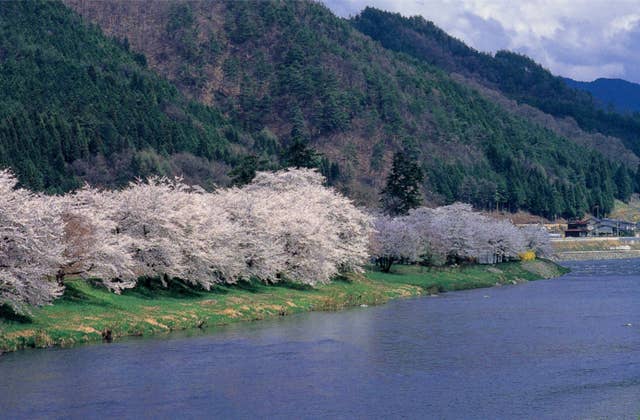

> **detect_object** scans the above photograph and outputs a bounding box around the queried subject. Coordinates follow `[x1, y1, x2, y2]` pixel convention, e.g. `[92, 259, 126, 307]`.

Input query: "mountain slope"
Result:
[0, 0, 628, 218]
[451, 74, 638, 168]
[564, 77, 640, 114]
[0, 0, 244, 192]
[351, 7, 640, 157]
[60, 0, 629, 218]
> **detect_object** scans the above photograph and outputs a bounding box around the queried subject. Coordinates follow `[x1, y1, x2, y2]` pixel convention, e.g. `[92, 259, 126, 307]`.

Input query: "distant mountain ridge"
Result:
[563, 77, 640, 114]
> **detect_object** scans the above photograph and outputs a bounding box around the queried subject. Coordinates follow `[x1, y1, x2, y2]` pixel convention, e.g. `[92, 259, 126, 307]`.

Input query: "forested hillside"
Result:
[0, 1, 245, 192]
[1, 0, 635, 218]
[351, 7, 640, 157]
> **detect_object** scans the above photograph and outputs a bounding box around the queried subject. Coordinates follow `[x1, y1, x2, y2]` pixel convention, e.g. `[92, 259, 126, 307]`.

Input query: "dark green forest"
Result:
[0, 1, 237, 192]
[1, 0, 638, 219]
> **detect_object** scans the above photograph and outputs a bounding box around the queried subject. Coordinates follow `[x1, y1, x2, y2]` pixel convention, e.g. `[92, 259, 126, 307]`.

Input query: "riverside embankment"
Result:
[552, 237, 640, 261]
[0, 260, 565, 354]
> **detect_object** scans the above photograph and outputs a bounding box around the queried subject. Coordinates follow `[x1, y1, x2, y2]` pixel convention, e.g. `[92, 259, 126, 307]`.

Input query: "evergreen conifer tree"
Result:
[380, 151, 424, 215]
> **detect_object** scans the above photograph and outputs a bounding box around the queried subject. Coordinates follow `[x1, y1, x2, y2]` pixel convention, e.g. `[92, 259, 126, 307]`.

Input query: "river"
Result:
[1, 259, 639, 419]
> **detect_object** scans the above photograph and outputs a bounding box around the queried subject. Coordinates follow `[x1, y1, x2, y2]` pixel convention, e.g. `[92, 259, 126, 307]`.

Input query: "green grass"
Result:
[610, 195, 640, 223]
[366, 260, 567, 292]
[0, 260, 567, 353]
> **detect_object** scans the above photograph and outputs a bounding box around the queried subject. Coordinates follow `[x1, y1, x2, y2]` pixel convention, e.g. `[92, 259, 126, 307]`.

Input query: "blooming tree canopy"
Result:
[369, 215, 423, 272]
[1, 166, 551, 314]
[0, 168, 372, 312]
[0, 170, 65, 312]
[371, 203, 549, 270]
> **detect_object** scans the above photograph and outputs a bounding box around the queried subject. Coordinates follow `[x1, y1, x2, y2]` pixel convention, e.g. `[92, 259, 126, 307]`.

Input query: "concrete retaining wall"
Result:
[553, 250, 640, 261]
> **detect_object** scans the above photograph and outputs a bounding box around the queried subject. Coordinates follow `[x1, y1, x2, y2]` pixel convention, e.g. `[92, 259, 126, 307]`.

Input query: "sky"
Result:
[323, 0, 640, 83]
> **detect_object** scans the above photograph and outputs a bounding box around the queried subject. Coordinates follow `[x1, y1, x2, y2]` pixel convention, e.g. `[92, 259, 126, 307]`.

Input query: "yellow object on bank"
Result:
[519, 250, 536, 261]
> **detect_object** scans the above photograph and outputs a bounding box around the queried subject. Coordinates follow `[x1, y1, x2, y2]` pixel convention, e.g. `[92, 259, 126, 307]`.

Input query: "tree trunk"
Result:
[379, 257, 394, 273]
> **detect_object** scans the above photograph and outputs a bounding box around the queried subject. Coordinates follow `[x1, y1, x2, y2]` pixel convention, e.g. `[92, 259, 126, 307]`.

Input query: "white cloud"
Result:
[324, 0, 640, 82]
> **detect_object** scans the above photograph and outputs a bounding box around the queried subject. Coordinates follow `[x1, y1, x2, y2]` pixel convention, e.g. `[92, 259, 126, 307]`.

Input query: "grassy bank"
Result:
[0, 260, 567, 354]
[610, 195, 640, 223]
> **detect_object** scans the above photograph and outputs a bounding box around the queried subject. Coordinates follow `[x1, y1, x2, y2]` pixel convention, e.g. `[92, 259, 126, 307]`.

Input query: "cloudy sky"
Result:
[324, 0, 640, 83]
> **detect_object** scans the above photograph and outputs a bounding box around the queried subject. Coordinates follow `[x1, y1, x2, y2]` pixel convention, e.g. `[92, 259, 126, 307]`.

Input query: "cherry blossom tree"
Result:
[424, 203, 480, 263]
[87, 169, 370, 288]
[520, 224, 553, 257]
[474, 217, 525, 263]
[228, 169, 371, 285]
[1, 167, 373, 311]
[1, 161, 556, 315]
[106, 177, 197, 284]
[258, 169, 371, 279]
[369, 215, 422, 272]
[395, 203, 531, 266]
[0, 170, 65, 313]
[57, 185, 136, 292]
[176, 191, 247, 287]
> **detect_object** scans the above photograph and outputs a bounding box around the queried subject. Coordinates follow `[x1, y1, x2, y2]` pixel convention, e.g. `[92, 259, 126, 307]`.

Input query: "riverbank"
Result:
[551, 237, 640, 261]
[0, 260, 567, 354]
[553, 250, 640, 261]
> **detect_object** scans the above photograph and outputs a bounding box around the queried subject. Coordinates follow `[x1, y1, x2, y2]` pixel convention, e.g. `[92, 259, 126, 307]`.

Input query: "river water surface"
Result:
[1, 259, 639, 419]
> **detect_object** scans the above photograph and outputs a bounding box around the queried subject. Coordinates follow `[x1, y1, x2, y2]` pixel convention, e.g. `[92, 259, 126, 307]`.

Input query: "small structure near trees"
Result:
[565, 217, 637, 237]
